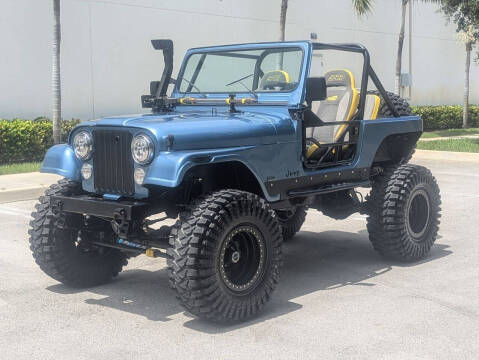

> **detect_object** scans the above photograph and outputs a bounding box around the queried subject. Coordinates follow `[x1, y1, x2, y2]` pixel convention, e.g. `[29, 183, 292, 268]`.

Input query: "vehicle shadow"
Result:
[47, 229, 452, 331]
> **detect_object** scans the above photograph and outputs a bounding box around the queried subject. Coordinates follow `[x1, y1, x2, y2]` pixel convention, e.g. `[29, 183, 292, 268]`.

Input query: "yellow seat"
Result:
[306, 69, 359, 159]
[363, 94, 381, 120]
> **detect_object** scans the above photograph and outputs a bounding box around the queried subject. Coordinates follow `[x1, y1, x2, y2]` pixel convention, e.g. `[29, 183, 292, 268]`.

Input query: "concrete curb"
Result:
[0, 172, 60, 204]
[0, 186, 49, 204]
[419, 134, 479, 142]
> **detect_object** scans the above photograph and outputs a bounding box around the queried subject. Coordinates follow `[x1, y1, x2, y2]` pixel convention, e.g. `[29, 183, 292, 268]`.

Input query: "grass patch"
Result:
[417, 138, 479, 153]
[421, 127, 479, 139]
[0, 162, 42, 175]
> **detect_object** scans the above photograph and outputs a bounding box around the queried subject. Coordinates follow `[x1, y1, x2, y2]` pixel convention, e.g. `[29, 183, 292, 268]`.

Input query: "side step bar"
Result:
[287, 180, 370, 197]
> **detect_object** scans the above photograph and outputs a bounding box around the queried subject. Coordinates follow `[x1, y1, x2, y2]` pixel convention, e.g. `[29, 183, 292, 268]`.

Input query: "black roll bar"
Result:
[311, 42, 400, 118]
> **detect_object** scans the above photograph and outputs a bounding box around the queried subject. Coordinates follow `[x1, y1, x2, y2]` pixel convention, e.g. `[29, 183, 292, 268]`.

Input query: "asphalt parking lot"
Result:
[1, 157, 478, 359]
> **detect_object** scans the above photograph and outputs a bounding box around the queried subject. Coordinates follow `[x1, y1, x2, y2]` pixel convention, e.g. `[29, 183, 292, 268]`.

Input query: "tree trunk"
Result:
[277, 0, 288, 69]
[52, 0, 61, 144]
[279, 0, 288, 42]
[395, 0, 407, 95]
[463, 41, 472, 129]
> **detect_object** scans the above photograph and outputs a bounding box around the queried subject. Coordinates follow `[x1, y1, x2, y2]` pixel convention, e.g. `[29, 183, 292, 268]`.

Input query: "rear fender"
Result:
[357, 115, 422, 168]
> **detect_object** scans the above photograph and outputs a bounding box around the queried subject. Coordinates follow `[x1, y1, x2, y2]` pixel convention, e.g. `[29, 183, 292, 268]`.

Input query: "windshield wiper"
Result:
[225, 73, 253, 87]
[225, 73, 258, 100]
[177, 77, 206, 97]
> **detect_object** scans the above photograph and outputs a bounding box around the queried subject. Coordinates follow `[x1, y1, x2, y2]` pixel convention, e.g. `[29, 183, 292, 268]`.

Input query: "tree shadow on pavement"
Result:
[47, 229, 451, 331]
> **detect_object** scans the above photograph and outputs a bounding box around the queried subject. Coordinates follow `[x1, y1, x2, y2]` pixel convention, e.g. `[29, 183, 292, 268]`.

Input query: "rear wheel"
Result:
[167, 189, 283, 322]
[367, 164, 441, 261]
[29, 179, 128, 287]
[275, 206, 307, 241]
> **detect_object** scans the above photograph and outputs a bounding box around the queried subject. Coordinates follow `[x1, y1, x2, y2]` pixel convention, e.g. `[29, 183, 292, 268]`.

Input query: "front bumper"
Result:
[51, 195, 150, 238]
[51, 195, 148, 221]
[50, 195, 169, 257]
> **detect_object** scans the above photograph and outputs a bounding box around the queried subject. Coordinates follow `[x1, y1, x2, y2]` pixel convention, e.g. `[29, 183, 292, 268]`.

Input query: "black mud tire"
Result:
[29, 179, 128, 287]
[369, 90, 412, 118]
[367, 164, 441, 261]
[167, 189, 283, 323]
[368, 90, 416, 163]
[275, 206, 307, 241]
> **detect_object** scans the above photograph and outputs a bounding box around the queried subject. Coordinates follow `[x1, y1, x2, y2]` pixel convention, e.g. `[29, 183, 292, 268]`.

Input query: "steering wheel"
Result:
[261, 81, 289, 90]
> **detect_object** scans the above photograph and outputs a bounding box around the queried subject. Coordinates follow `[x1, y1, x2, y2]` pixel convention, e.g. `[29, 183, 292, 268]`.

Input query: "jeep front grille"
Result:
[92, 130, 135, 195]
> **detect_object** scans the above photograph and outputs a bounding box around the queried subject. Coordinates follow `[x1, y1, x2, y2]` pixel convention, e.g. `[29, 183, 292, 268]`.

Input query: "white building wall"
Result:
[0, 0, 477, 120]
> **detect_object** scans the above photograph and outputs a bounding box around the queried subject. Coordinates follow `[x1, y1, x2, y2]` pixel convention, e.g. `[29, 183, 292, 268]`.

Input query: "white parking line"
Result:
[0, 205, 31, 215]
[435, 172, 479, 178]
[0, 206, 31, 219]
[449, 192, 479, 199]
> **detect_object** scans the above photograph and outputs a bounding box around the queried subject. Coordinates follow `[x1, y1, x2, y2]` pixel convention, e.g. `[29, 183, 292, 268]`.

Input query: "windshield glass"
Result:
[177, 47, 303, 94]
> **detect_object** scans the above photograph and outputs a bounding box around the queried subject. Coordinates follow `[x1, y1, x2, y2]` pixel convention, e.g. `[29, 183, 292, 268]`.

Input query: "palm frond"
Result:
[413, 0, 442, 3]
[352, 0, 374, 16]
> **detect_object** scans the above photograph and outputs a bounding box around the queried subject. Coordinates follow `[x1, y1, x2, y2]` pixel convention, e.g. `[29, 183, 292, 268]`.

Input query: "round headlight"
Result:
[131, 134, 154, 164]
[73, 131, 93, 160]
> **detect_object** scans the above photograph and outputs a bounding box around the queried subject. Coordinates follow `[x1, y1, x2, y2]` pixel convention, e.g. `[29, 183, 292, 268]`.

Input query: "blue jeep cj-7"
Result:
[30, 40, 441, 322]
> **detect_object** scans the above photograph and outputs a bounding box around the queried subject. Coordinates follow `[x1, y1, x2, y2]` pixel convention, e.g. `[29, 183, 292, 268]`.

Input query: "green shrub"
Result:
[0, 118, 80, 164]
[411, 105, 479, 131]
[0, 106, 477, 165]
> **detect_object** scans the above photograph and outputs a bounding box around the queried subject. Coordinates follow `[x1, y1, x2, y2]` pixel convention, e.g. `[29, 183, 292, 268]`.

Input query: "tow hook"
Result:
[111, 208, 129, 238]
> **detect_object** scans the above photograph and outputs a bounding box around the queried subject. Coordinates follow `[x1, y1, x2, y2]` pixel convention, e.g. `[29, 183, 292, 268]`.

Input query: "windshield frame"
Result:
[175, 47, 304, 95]
[172, 42, 311, 104]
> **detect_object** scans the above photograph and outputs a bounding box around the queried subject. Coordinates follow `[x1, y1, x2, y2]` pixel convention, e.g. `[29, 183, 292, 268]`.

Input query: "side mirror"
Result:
[305, 77, 327, 103]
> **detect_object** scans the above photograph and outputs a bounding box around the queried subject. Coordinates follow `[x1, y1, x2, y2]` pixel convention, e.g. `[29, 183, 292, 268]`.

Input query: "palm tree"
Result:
[353, 0, 440, 95]
[52, 0, 61, 144]
[277, 0, 288, 69]
[457, 27, 476, 128]
[279, 0, 288, 42]
[463, 40, 473, 128]
[438, 1, 479, 129]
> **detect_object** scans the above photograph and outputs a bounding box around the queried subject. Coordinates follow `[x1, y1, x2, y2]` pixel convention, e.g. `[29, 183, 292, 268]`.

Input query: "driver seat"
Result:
[306, 69, 359, 159]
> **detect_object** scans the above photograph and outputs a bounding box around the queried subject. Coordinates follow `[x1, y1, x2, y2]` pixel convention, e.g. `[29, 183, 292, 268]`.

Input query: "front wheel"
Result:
[29, 179, 128, 287]
[367, 164, 441, 261]
[167, 189, 283, 322]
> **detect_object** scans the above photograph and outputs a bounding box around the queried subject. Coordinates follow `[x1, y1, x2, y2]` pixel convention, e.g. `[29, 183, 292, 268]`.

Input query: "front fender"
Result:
[144, 146, 259, 188]
[40, 144, 81, 180]
[143, 145, 279, 201]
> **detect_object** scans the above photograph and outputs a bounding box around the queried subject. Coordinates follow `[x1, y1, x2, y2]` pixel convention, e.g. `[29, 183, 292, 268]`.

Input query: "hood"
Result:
[86, 109, 294, 150]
